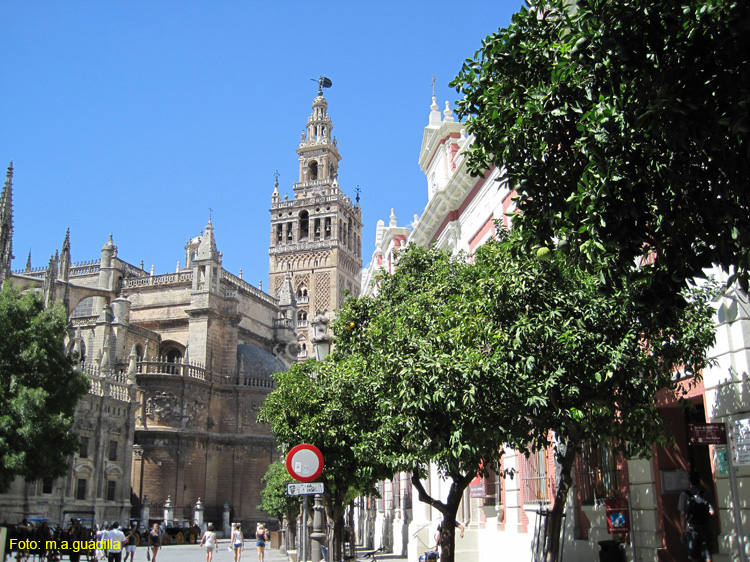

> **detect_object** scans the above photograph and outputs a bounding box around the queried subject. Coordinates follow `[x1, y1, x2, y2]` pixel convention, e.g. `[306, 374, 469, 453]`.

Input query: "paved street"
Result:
[133, 542, 288, 562]
[133, 543, 409, 562]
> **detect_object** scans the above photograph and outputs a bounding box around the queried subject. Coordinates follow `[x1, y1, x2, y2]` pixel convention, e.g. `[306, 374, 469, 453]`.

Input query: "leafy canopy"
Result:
[452, 0, 750, 307]
[337, 237, 716, 562]
[0, 283, 90, 493]
[333, 245, 532, 483]
[470, 232, 718, 458]
[258, 460, 300, 523]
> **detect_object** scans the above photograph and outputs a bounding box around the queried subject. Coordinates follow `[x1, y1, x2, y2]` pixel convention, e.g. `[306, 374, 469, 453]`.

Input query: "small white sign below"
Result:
[729, 417, 750, 466]
[286, 482, 325, 496]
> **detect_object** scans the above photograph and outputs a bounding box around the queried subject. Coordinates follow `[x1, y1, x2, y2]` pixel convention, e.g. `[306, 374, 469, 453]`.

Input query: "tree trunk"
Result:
[411, 471, 474, 562]
[544, 437, 577, 562]
[324, 488, 347, 562]
[346, 499, 356, 559]
[285, 513, 297, 553]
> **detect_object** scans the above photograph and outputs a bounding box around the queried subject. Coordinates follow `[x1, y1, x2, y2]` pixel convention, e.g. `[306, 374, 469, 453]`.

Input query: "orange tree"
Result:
[258, 356, 392, 561]
[332, 245, 533, 562]
[468, 234, 717, 561]
[333, 237, 717, 562]
[452, 0, 750, 315]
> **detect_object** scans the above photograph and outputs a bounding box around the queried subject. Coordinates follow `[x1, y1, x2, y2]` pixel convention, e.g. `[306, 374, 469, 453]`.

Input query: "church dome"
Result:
[236, 344, 285, 380]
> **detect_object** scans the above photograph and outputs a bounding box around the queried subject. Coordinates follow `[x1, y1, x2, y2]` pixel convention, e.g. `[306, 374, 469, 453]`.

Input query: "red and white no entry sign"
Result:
[286, 444, 324, 482]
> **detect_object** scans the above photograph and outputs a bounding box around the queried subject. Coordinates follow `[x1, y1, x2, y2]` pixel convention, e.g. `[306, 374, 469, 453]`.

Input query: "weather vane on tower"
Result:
[312, 75, 333, 96]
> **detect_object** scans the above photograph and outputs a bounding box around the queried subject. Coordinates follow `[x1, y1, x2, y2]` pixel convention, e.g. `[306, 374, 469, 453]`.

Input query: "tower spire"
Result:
[0, 162, 14, 284]
[295, 84, 341, 196]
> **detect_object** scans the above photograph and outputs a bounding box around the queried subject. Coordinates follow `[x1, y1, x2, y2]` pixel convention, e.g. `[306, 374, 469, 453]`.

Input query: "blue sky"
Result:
[2, 1, 522, 289]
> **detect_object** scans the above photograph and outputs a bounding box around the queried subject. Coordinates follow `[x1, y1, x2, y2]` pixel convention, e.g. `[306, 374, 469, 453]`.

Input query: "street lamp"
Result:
[311, 312, 331, 361]
[308, 312, 331, 562]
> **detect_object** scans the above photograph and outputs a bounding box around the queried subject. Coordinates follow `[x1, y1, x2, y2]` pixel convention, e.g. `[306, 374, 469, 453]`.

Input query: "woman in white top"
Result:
[231, 523, 245, 562]
[200, 523, 218, 562]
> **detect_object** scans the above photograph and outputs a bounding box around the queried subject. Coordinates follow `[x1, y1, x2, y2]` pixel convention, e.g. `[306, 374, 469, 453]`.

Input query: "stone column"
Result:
[193, 498, 204, 530]
[223, 502, 231, 538]
[163, 495, 174, 525]
[140, 496, 150, 533]
[281, 514, 288, 554]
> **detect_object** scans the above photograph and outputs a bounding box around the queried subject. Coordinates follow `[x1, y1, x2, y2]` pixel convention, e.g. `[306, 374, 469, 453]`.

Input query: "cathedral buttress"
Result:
[0, 162, 14, 285]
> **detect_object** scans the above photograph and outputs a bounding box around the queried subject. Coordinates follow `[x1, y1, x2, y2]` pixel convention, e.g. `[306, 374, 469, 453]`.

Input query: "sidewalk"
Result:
[140, 541, 408, 562]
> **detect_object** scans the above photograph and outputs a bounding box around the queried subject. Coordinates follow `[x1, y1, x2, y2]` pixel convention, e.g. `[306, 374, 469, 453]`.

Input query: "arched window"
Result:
[299, 211, 309, 241]
[297, 283, 309, 304]
[297, 310, 308, 326]
[72, 296, 97, 317]
[160, 342, 185, 374]
[309, 161, 318, 181]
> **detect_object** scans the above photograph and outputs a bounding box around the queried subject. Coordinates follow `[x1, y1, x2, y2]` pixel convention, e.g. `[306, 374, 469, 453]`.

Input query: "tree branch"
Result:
[411, 472, 447, 513]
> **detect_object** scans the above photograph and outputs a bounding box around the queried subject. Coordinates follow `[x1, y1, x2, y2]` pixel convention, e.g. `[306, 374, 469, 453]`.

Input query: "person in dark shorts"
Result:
[255, 524, 269, 562]
[148, 523, 162, 562]
[678, 471, 715, 562]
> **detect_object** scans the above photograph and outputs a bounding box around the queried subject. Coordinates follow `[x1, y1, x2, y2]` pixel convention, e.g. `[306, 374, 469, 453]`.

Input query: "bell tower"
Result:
[269, 78, 362, 359]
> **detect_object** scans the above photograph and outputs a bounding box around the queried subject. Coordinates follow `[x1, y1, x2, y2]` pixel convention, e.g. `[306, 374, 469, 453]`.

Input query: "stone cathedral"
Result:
[0, 146, 306, 527]
[269, 83, 363, 356]
[0, 85, 360, 531]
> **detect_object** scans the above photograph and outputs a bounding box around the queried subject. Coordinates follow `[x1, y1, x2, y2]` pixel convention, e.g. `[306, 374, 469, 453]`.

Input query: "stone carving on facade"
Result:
[275, 276, 285, 297]
[314, 271, 331, 311]
[240, 399, 262, 427]
[184, 387, 209, 428]
[146, 390, 180, 425]
[76, 418, 95, 431]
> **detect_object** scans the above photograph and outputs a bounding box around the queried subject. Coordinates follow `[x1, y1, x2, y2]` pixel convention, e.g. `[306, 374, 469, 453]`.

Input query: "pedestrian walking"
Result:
[200, 523, 218, 562]
[679, 470, 715, 562]
[255, 524, 269, 562]
[231, 523, 244, 562]
[108, 522, 126, 562]
[123, 524, 138, 562]
[148, 523, 162, 562]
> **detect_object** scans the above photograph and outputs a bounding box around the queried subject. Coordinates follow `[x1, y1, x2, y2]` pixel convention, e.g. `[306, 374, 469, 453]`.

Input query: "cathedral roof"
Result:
[236, 344, 285, 379]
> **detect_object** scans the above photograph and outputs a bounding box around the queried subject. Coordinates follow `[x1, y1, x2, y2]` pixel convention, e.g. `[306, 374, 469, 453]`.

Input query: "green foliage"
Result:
[258, 356, 392, 560]
[471, 232, 718, 458]
[259, 358, 390, 501]
[333, 245, 531, 482]
[332, 239, 716, 562]
[452, 0, 750, 306]
[0, 283, 90, 493]
[258, 460, 300, 522]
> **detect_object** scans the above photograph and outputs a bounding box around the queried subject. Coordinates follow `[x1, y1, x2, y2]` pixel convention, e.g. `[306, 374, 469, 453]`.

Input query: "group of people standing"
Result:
[93, 521, 162, 562]
[91, 521, 129, 562]
[199, 522, 269, 562]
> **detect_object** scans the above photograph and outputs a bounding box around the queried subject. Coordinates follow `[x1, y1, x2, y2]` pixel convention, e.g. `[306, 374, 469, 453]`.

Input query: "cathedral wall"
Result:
[125, 285, 192, 322]
[203, 315, 236, 375]
[236, 296, 276, 345]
